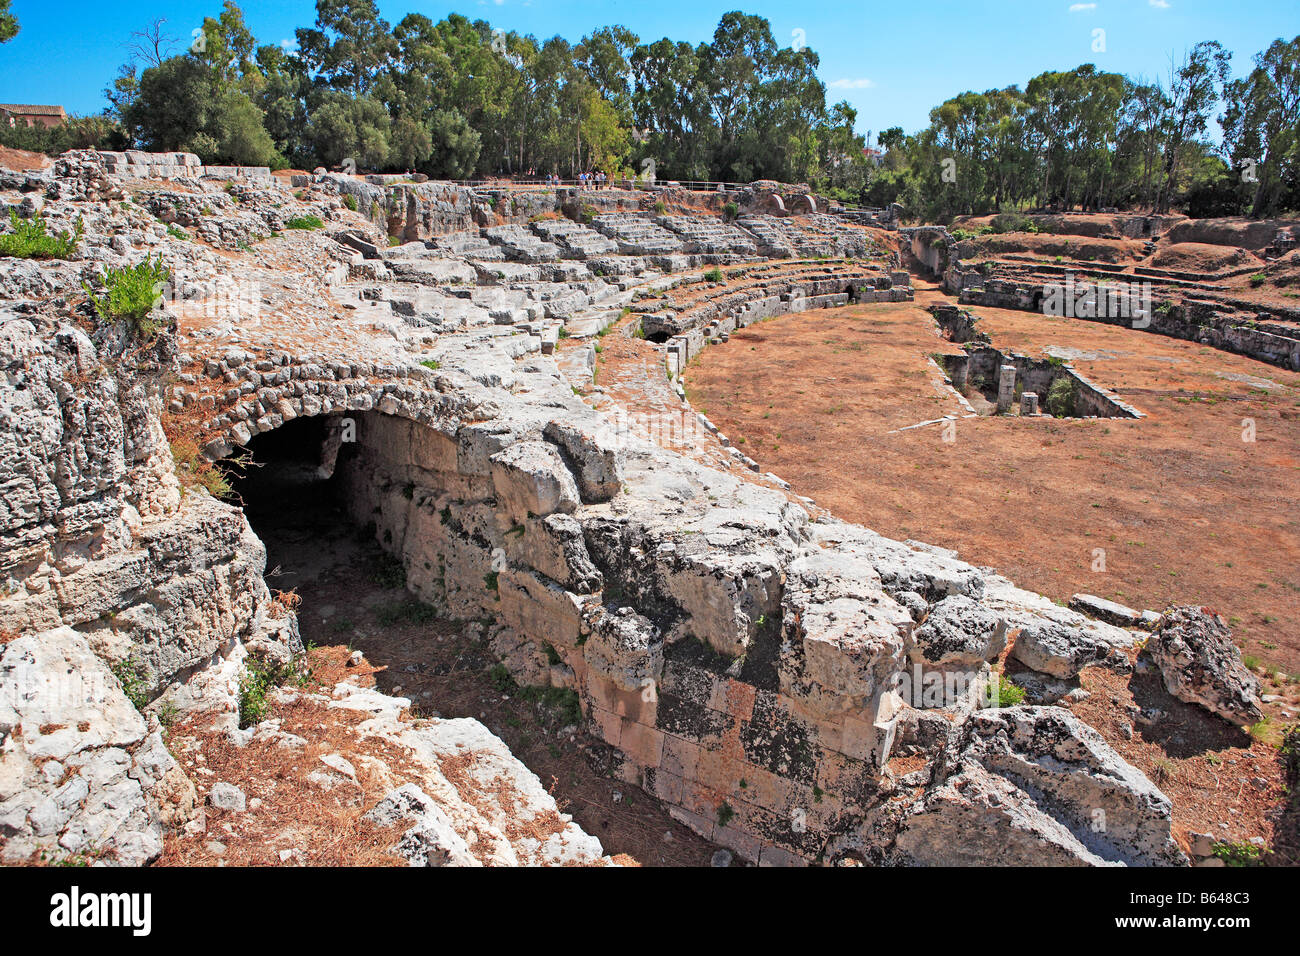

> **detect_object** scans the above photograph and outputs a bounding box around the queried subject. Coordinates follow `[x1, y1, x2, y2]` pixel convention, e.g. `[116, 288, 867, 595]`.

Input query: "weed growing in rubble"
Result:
[83, 256, 171, 338]
[170, 437, 233, 498]
[716, 802, 735, 826]
[285, 214, 324, 230]
[1250, 272, 1268, 287]
[110, 658, 149, 711]
[522, 686, 583, 725]
[343, 194, 358, 211]
[490, 663, 515, 692]
[420, 359, 441, 370]
[375, 599, 438, 627]
[1212, 840, 1265, 866]
[1248, 715, 1286, 747]
[166, 224, 190, 241]
[704, 266, 723, 282]
[368, 553, 407, 590]
[0, 210, 84, 259]
[238, 661, 275, 727]
[986, 677, 1026, 708]
[1045, 376, 1077, 418]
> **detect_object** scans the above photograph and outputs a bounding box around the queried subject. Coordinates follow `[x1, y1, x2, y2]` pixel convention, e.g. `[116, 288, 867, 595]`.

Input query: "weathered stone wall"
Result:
[960, 280, 1300, 372]
[939, 346, 1142, 419]
[899, 226, 953, 277]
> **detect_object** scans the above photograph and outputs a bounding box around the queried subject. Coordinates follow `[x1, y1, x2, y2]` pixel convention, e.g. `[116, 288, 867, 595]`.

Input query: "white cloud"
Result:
[828, 78, 875, 90]
[1068, 3, 1097, 11]
[1149, 0, 1171, 8]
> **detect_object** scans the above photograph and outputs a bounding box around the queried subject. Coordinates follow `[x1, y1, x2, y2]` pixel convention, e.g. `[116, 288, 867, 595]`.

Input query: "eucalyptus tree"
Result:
[1222, 36, 1300, 216]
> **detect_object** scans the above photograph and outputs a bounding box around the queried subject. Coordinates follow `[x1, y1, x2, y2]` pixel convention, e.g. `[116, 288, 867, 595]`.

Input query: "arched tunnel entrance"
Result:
[222, 412, 719, 865]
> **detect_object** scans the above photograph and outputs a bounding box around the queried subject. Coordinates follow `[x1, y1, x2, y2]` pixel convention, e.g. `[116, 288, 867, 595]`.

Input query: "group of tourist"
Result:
[542, 171, 610, 189]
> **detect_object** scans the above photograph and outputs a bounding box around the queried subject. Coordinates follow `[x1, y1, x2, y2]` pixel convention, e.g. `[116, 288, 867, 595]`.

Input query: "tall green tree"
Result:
[1222, 36, 1300, 216]
[0, 0, 18, 44]
[1154, 41, 1231, 213]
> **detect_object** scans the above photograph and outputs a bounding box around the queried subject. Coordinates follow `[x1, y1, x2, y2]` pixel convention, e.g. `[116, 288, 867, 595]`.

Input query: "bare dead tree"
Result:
[127, 17, 178, 68]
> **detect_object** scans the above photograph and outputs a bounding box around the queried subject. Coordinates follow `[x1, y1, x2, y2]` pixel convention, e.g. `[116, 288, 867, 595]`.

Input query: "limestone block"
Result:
[507, 513, 602, 593]
[543, 420, 624, 502]
[908, 595, 1007, 673]
[583, 606, 663, 692]
[489, 441, 580, 524]
[497, 567, 588, 649]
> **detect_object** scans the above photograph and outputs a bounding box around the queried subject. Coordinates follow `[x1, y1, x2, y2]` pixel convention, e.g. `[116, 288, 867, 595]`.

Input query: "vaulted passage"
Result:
[224, 412, 720, 865]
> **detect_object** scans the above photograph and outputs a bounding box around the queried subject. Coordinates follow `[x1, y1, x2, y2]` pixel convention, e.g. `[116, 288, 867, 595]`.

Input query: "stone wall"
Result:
[960, 280, 1300, 372]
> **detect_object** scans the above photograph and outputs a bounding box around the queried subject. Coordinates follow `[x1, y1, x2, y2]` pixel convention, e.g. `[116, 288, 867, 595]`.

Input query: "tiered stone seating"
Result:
[737, 215, 875, 258]
[530, 219, 619, 258]
[431, 233, 505, 261]
[590, 213, 684, 255]
[484, 224, 561, 262]
[656, 215, 758, 256]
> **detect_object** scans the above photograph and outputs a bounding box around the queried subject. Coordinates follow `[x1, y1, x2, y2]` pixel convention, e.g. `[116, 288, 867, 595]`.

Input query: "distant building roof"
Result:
[0, 104, 67, 116]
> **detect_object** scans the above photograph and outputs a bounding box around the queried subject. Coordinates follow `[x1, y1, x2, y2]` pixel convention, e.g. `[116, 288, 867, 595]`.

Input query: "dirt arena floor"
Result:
[686, 280, 1300, 684]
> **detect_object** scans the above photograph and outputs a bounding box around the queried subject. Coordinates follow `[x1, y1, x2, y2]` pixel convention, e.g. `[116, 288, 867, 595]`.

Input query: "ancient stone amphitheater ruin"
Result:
[1, 149, 1293, 867]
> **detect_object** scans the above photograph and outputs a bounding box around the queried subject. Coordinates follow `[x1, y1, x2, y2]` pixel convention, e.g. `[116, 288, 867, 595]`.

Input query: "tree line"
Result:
[94, 1, 873, 193]
[865, 38, 1299, 220]
[0, 1, 1295, 218]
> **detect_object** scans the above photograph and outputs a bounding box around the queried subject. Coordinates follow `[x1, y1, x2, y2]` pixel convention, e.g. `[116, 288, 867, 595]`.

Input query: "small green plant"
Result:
[489, 663, 516, 692]
[484, 570, 500, 593]
[375, 600, 439, 627]
[723, 201, 739, 220]
[166, 224, 190, 241]
[238, 660, 275, 728]
[1151, 757, 1176, 784]
[156, 699, 179, 730]
[1212, 840, 1265, 866]
[1249, 272, 1267, 288]
[0, 210, 84, 259]
[368, 553, 407, 590]
[653, 200, 666, 214]
[1247, 715, 1286, 747]
[110, 658, 149, 711]
[285, 214, 325, 230]
[82, 256, 172, 339]
[519, 685, 583, 725]
[542, 642, 562, 665]
[343, 194, 358, 211]
[1045, 376, 1077, 418]
[703, 266, 723, 282]
[716, 802, 735, 826]
[986, 676, 1026, 708]
[169, 437, 233, 498]
[420, 359, 441, 371]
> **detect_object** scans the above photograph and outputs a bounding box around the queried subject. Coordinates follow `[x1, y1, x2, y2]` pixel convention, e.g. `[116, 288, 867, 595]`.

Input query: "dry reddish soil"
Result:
[686, 280, 1300, 690]
[961, 232, 1149, 264]
[1149, 242, 1262, 272]
[0, 146, 52, 172]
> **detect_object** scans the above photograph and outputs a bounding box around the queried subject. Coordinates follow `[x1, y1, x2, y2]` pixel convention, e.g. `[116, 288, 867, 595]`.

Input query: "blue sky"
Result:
[1, 0, 1295, 141]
